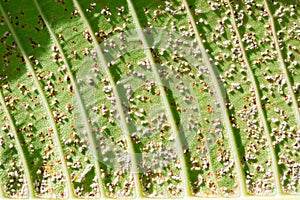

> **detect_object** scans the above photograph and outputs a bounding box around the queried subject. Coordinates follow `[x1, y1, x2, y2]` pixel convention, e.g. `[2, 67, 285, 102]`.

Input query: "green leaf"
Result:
[0, 0, 299, 199]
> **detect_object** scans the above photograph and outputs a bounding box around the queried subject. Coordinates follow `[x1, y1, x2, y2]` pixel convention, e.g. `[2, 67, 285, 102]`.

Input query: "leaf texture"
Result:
[0, 0, 299, 199]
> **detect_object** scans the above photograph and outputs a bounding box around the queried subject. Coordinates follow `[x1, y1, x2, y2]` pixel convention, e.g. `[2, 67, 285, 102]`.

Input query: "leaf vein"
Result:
[263, 0, 300, 126]
[0, 91, 34, 198]
[71, 0, 143, 197]
[227, 1, 283, 195]
[181, 0, 247, 197]
[126, 0, 192, 197]
[32, 0, 105, 197]
[0, 3, 74, 198]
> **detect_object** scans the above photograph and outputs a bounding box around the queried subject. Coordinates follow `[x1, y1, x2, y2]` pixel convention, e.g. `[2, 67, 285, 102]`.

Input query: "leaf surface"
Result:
[0, 0, 299, 199]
